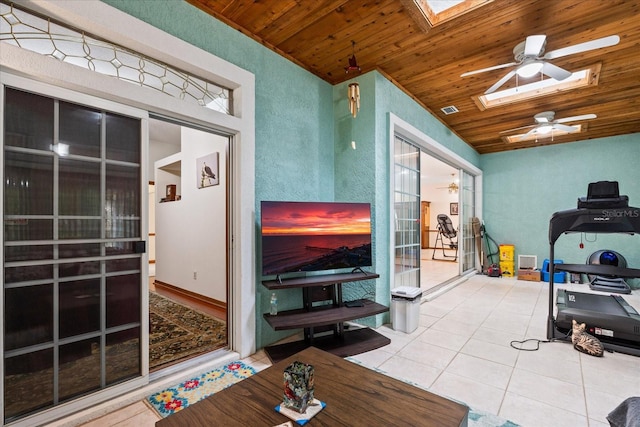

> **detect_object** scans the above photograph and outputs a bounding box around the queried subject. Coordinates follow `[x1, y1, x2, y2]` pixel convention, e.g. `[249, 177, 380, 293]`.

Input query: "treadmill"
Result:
[546, 181, 640, 356]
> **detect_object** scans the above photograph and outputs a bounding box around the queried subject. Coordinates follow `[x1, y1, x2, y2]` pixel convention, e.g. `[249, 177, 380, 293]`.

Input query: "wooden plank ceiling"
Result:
[187, 0, 640, 154]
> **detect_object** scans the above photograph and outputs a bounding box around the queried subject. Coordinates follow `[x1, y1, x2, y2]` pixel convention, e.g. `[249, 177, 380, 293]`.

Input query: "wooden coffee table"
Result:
[156, 346, 468, 426]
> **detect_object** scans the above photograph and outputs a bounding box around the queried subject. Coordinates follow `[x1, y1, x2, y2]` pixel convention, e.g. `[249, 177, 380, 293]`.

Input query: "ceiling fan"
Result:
[437, 174, 459, 193]
[461, 34, 620, 94]
[502, 111, 597, 141]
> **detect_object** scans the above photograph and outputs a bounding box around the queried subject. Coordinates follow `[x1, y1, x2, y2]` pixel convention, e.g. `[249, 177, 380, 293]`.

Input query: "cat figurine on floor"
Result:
[571, 319, 604, 357]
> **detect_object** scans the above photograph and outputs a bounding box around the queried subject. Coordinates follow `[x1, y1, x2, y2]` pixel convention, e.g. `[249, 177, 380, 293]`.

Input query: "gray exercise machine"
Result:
[546, 181, 640, 356]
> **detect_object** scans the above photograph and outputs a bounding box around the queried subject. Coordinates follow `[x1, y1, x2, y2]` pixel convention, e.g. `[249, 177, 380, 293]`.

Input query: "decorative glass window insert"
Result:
[0, 2, 232, 115]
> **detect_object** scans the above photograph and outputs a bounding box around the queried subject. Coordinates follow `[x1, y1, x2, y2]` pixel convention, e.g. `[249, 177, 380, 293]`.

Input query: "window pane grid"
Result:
[394, 135, 420, 288]
[3, 88, 141, 422]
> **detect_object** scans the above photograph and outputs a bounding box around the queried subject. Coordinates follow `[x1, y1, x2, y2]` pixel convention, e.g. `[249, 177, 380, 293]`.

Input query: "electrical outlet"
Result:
[193, 271, 197, 280]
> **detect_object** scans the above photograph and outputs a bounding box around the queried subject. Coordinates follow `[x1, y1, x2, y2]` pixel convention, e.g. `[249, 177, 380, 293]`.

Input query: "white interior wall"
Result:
[149, 139, 180, 175]
[148, 131, 181, 275]
[155, 127, 228, 302]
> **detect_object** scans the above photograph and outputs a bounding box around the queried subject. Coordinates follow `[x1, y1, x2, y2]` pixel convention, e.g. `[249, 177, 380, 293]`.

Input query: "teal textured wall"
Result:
[480, 134, 640, 288]
[333, 72, 481, 326]
[333, 73, 380, 324]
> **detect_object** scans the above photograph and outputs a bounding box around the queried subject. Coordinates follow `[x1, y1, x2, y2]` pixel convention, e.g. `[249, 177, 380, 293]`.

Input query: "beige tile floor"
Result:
[420, 249, 460, 293]
[78, 274, 639, 427]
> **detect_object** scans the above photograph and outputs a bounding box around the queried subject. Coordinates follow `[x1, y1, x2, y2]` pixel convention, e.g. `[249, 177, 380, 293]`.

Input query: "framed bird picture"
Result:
[197, 152, 219, 188]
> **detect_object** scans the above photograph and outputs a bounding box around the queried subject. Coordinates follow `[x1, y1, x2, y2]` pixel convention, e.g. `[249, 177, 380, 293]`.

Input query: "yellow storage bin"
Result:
[499, 244, 515, 261]
[500, 261, 515, 277]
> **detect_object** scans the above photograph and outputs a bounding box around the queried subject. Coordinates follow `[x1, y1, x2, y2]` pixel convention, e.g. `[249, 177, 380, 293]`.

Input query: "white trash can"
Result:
[390, 286, 423, 333]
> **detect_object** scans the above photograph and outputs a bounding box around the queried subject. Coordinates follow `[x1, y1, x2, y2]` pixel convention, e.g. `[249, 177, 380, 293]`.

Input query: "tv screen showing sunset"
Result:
[261, 201, 372, 276]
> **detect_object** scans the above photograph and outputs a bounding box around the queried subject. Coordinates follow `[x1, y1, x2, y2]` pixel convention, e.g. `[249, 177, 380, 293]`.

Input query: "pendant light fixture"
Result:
[345, 41, 361, 118]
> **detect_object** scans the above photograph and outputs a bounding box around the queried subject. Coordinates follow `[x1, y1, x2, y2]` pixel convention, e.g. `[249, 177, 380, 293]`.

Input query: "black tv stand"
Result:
[261, 272, 389, 362]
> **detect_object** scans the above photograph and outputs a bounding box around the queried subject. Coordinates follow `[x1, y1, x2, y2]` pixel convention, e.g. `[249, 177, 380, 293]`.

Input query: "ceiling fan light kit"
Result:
[503, 111, 596, 143]
[516, 61, 543, 78]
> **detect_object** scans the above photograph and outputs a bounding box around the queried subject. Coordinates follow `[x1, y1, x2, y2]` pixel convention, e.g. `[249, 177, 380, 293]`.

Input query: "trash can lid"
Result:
[391, 286, 423, 298]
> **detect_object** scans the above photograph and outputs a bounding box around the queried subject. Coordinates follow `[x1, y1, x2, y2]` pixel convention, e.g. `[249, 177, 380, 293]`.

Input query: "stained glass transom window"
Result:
[0, 2, 232, 115]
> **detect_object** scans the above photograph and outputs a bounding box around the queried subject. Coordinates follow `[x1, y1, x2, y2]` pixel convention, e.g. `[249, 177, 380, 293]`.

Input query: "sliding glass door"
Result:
[3, 87, 144, 423]
[460, 170, 477, 273]
[393, 135, 421, 288]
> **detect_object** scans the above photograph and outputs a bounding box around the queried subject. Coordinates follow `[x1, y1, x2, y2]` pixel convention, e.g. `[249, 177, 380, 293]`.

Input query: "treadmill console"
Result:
[577, 180, 629, 209]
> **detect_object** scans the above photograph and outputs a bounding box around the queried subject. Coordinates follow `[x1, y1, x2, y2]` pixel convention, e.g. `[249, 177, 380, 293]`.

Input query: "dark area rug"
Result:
[150, 292, 227, 369]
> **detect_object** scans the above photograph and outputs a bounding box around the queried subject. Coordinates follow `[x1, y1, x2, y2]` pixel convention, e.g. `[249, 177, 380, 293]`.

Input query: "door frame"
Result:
[389, 113, 482, 292]
[0, 0, 256, 356]
[0, 1, 255, 425]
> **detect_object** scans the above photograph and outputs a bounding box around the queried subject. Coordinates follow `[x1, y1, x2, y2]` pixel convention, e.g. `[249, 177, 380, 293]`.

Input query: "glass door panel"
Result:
[460, 171, 476, 273]
[4, 151, 54, 216]
[59, 158, 102, 216]
[3, 88, 54, 151]
[106, 113, 141, 163]
[393, 135, 420, 288]
[59, 101, 101, 158]
[3, 87, 143, 423]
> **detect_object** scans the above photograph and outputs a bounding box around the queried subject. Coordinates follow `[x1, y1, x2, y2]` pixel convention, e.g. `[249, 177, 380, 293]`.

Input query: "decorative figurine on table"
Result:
[283, 361, 315, 413]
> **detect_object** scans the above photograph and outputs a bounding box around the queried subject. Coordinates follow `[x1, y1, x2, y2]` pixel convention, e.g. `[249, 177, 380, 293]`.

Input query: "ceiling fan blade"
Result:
[555, 114, 597, 124]
[541, 62, 572, 81]
[461, 62, 518, 77]
[553, 123, 579, 132]
[553, 123, 579, 133]
[524, 35, 546, 56]
[543, 35, 620, 60]
[508, 128, 537, 142]
[485, 69, 517, 94]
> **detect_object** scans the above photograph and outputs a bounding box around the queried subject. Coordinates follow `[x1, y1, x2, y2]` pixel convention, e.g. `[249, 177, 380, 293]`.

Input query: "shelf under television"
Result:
[264, 300, 388, 331]
[261, 270, 389, 363]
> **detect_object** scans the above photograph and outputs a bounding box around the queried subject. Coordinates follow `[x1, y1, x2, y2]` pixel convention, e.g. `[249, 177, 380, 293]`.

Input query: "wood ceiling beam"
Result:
[397, 0, 432, 34]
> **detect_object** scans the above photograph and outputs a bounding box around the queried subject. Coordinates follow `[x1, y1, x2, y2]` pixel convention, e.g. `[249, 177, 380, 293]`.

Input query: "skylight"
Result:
[409, 0, 494, 27]
[475, 65, 600, 110]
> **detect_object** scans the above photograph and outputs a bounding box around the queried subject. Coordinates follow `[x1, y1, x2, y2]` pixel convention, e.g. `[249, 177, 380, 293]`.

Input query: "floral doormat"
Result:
[149, 292, 227, 369]
[146, 361, 257, 417]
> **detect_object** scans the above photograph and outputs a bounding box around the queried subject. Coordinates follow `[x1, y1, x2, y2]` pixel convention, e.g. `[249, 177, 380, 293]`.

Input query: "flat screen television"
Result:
[261, 201, 372, 277]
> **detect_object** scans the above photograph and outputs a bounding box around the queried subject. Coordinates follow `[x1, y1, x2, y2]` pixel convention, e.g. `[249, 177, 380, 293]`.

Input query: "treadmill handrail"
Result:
[555, 264, 640, 278]
[548, 206, 640, 244]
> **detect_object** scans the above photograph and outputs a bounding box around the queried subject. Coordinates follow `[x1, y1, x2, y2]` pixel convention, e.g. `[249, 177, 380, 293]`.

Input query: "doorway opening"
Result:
[147, 117, 230, 371]
[420, 154, 459, 294]
[390, 113, 482, 301]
